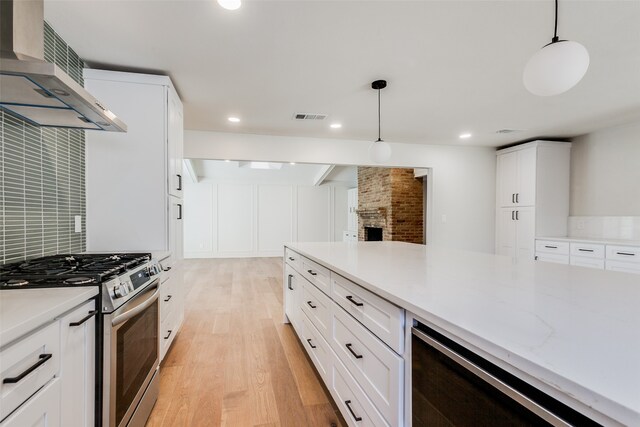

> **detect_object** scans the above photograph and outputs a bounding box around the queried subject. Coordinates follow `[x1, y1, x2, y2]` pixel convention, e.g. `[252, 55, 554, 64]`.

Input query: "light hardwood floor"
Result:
[146, 257, 345, 427]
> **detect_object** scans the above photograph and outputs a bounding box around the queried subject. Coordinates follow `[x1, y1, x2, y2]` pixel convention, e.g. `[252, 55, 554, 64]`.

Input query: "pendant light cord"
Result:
[552, 0, 559, 43]
[377, 88, 382, 142]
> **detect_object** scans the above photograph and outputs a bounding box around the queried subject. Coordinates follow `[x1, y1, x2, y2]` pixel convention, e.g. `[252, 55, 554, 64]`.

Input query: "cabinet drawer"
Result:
[535, 253, 569, 265]
[331, 273, 404, 354]
[606, 245, 640, 264]
[301, 257, 331, 296]
[570, 242, 605, 259]
[160, 276, 175, 322]
[160, 312, 177, 361]
[0, 377, 60, 427]
[301, 279, 332, 341]
[605, 260, 640, 274]
[570, 256, 605, 270]
[0, 321, 60, 420]
[159, 257, 174, 284]
[285, 248, 303, 272]
[332, 357, 390, 427]
[535, 240, 569, 255]
[301, 312, 332, 384]
[331, 306, 403, 427]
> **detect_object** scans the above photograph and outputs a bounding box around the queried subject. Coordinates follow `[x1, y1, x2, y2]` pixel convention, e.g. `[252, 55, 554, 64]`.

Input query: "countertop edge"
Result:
[0, 287, 98, 348]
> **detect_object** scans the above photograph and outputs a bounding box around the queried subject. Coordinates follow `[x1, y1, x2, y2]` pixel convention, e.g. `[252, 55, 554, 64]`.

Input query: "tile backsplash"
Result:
[0, 23, 86, 264]
[568, 216, 640, 241]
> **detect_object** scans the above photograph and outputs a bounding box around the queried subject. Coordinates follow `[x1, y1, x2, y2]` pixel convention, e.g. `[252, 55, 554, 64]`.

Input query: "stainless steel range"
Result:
[0, 253, 164, 427]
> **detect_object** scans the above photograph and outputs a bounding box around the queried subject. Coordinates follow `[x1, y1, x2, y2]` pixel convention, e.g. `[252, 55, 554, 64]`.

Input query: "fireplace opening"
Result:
[365, 227, 383, 241]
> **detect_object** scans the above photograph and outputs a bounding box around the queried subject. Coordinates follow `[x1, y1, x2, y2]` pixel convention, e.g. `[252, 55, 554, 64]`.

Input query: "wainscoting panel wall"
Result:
[184, 182, 348, 258]
[0, 22, 86, 264]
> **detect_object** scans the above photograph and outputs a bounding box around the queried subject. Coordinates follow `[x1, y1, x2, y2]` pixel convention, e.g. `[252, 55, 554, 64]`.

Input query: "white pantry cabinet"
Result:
[347, 188, 358, 232]
[495, 141, 571, 260]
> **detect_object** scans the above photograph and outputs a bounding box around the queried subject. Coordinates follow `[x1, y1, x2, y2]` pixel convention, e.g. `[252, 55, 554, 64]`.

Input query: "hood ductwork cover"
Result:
[0, 0, 126, 131]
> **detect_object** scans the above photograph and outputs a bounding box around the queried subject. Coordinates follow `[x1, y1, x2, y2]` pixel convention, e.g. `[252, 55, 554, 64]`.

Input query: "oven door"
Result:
[104, 280, 159, 427]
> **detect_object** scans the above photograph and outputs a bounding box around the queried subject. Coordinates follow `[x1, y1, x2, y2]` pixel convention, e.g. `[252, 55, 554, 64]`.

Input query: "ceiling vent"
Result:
[496, 129, 523, 134]
[293, 113, 327, 120]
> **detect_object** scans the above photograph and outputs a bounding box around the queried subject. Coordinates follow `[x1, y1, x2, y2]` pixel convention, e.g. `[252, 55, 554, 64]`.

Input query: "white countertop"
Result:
[0, 287, 98, 347]
[537, 236, 640, 246]
[285, 241, 640, 426]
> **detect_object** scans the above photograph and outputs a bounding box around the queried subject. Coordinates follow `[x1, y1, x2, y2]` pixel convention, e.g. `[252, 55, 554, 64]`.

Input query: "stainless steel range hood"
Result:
[0, 0, 126, 132]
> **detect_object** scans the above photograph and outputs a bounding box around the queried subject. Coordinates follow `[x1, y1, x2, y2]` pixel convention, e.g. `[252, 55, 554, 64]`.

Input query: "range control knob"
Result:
[112, 284, 128, 298]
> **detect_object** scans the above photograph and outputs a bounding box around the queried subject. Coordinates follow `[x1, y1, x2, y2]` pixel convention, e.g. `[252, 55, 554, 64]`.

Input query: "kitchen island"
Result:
[284, 241, 640, 427]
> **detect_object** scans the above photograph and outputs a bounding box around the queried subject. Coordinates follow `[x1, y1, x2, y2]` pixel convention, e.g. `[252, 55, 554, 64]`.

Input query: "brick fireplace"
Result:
[357, 167, 424, 244]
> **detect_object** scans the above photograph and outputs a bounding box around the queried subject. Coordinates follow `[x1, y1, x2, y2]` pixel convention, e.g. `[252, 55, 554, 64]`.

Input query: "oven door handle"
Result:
[111, 287, 160, 327]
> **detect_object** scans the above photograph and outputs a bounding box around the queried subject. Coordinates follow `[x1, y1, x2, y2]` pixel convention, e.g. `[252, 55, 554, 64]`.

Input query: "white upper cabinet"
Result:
[495, 141, 571, 259]
[497, 147, 537, 207]
[84, 70, 184, 255]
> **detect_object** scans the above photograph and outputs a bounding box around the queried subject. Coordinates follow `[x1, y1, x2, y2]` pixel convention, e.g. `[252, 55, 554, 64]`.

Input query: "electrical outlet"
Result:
[74, 215, 82, 233]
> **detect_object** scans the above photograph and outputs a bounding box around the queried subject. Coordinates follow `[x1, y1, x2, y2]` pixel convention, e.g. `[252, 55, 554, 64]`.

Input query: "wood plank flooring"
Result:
[146, 258, 345, 427]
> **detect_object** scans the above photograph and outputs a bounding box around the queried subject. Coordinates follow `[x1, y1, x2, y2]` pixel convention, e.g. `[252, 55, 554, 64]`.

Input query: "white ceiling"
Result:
[45, 1, 640, 147]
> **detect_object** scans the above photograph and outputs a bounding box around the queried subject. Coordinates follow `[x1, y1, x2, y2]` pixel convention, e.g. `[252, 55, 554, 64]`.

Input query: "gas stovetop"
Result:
[0, 253, 151, 289]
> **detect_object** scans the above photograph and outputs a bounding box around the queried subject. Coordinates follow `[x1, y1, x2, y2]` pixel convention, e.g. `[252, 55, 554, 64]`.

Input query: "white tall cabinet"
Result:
[495, 141, 571, 260]
[84, 70, 184, 358]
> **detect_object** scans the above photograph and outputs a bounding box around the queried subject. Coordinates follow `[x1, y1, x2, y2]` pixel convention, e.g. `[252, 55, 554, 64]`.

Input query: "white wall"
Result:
[570, 120, 640, 216]
[185, 131, 497, 253]
[184, 182, 348, 258]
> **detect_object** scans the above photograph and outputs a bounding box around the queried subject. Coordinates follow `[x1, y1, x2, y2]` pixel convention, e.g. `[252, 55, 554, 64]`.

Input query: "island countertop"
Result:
[285, 241, 640, 426]
[0, 287, 98, 347]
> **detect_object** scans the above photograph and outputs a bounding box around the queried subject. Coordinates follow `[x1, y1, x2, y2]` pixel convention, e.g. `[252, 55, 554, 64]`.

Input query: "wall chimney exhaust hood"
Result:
[0, 0, 126, 132]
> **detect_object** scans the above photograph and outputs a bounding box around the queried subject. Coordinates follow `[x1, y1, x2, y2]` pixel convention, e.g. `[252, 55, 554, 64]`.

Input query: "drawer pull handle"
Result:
[287, 274, 294, 290]
[306, 338, 316, 349]
[163, 266, 172, 272]
[617, 252, 635, 256]
[578, 249, 594, 253]
[346, 343, 363, 359]
[307, 270, 317, 276]
[288, 257, 295, 261]
[3, 354, 52, 384]
[344, 400, 362, 422]
[164, 330, 173, 340]
[69, 310, 97, 327]
[346, 295, 364, 307]
[306, 301, 317, 309]
[544, 245, 557, 249]
[164, 295, 172, 302]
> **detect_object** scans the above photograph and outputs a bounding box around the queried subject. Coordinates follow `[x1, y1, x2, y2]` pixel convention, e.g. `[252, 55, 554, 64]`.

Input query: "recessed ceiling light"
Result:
[290, 162, 296, 165]
[224, 159, 231, 162]
[228, 117, 240, 123]
[217, 0, 241, 11]
[459, 133, 472, 139]
[330, 123, 342, 129]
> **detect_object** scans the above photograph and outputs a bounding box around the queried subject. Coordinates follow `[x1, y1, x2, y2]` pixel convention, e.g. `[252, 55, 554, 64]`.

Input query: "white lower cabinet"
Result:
[0, 378, 61, 427]
[59, 301, 96, 427]
[285, 248, 405, 427]
[159, 257, 184, 361]
[536, 239, 640, 275]
[332, 357, 389, 427]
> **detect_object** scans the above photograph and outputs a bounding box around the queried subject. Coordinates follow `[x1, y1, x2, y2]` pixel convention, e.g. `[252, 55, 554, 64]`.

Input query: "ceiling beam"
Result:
[183, 159, 199, 183]
[313, 165, 335, 186]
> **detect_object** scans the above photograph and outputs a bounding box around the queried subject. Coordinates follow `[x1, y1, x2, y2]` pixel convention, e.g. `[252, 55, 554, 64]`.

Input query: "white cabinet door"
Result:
[496, 208, 517, 257]
[1, 379, 60, 427]
[169, 198, 184, 261]
[59, 301, 96, 427]
[516, 147, 537, 206]
[284, 265, 301, 332]
[497, 152, 518, 207]
[167, 87, 184, 198]
[515, 207, 536, 260]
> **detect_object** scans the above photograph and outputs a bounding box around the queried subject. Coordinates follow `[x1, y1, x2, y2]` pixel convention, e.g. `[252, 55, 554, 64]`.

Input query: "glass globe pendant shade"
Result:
[369, 140, 392, 163]
[523, 40, 589, 96]
[217, 0, 241, 10]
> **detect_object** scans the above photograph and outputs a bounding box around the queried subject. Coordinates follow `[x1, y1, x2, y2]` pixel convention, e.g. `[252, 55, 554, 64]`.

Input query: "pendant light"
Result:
[523, 0, 589, 96]
[369, 80, 392, 163]
[217, 0, 241, 11]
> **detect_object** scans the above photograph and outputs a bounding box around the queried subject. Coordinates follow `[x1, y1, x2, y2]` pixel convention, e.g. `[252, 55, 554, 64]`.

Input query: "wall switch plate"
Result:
[75, 215, 82, 233]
